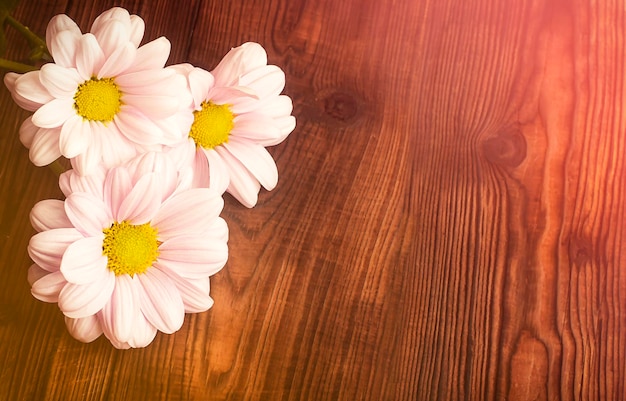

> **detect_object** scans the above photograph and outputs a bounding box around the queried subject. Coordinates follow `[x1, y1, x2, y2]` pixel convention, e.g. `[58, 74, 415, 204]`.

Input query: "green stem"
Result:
[4, 15, 50, 60]
[0, 57, 37, 72]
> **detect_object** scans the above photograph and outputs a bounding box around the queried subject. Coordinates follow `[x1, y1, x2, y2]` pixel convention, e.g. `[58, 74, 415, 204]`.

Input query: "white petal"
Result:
[100, 274, 140, 343]
[222, 139, 278, 190]
[127, 37, 171, 72]
[211, 42, 268, 87]
[97, 42, 136, 78]
[93, 19, 130, 59]
[103, 167, 132, 219]
[128, 15, 145, 47]
[48, 28, 81, 68]
[76, 33, 105, 80]
[117, 172, 161, 223]
[30, 199, 72, 232]
[187, 67, 214, 107]
[30, 269, 66, 303]
[137, 268, 185, 334]
[13, 71, 54, 107]
[114, 107, 165, 145]
[65, 315, 103, 343]
[152, 188, 224, 239]
[39, 64, 81, 99]
[64, 192, 112, 236]
[18, 117, 38, 148]
[215, 146, 261, 207]
[127, 313, 157, 348]
[123, 95, 180, 119]
[59, 115, 92, 158]
[28, 228, 84, 272]
[31, 97, 76, 129]
[58, 271, 115, 318]
[28, 128, 62, 167]
[204, 148, 230, 194]
[231, 113, 282, 143]
[158, 266, 214, 313]
[157, 235, 228, 278]
[60, 236, 108, 285]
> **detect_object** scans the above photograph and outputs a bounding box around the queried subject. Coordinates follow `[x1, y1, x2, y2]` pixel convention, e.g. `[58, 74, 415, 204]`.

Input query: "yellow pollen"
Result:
[74, 77, 122, 122]
[102, 221, 159, 276]
[189, 101, 234, 149]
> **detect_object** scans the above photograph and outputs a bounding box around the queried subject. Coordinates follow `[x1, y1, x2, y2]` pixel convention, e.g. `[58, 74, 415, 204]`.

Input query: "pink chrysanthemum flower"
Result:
[4, 7, 192, 175]
[27, 152, 228, 348]
[168, 42, 296, 207]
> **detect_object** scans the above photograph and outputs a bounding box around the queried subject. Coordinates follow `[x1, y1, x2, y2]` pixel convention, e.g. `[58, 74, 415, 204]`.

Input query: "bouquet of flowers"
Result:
[3, 7, 296, 348]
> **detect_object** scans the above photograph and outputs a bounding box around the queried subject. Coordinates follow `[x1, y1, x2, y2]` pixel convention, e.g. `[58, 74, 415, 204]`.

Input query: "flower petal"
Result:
[122, 94, 180, 119]
[127, 313, 157, 348]
[76, 33, 105, 80]
[28, 128, 62, 167]
[152, 188, 224, 239]
[31, 97, 76, 129]
[137, 268, 185, 334]
[222, 139, 278, 191]
[39, 63, 81, 99]
[100, 274, 139, 343]
[47, 27, 81, 68]
[30, 269, 66, 303]
[158, 266, 214, 313]
[97, 42, 136, 78]
[58, 271, 115, 319]
[65, 192, 112, 236]
[215, 145, 261, 207]
[203, 148, 230, 194]
[28, 228, 84, 272]
[13, 71, 54, 108]
[116, 172, 161, 223]
[59, 115, 92, 158]
[230, 113, 282, 143]
[60, 236, 108, 285]
[18, 117, 38, 148]
[128, 37, 171, 72]
[187, 67, 214, 107]
[157, 234, 228, 278]
[65, 315, 103, 343]
[211, 42, 268, 87]
[30, 199, 72, 232]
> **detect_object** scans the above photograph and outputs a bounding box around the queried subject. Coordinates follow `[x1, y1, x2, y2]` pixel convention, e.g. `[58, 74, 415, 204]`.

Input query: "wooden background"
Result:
[0, 0, 625, 399]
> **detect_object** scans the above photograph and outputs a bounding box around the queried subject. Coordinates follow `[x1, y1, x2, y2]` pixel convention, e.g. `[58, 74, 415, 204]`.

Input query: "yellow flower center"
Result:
[189, 101, 234, 149]
[74, 77, 122, 122]
[102, 221, 159, 276]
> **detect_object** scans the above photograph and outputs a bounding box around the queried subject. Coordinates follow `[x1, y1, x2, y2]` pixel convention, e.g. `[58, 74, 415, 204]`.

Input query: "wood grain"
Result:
[0, 0, 625, 399]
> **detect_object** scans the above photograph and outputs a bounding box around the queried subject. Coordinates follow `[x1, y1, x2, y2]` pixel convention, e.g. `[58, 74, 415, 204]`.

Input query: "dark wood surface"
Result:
[1, 0, 625, 399]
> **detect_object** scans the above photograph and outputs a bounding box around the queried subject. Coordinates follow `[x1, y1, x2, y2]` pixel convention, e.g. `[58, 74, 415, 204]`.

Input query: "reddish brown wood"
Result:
[0, 0, 625, 399]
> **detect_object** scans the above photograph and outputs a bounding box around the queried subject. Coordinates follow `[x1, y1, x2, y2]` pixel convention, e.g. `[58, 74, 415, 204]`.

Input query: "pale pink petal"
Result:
[39, 63, 81, 99]
[211, 42, 268, 87]
[123, 95, 180, 119]
[13, 71, 54, 107]
[93, 121, 138, 169]
[65, 315, 103, 343]
[230, 113, 282, 143]
[59, 115, 92, 158]
[128, 15, 145, 47]
[254, 94, 294, 118]
[117, 172, 161, 223]
[227, 66, 285, 113]
[137, 268, 185, 334]
[152, 188, 224, 238]
[46, 14, 81, 60]
[203, 148, 230, 194]
[60, 236, 108, 284]
[18, 117, 38, 148]
[187, 67, 214, 107]
[30, 269, 66, 303]
[157, 235, 228, 278]
[114, 69, 176, 94]
[114, 107, 165, 145]
[5, 73, 46, 111]
[126, 151, 178, 200]
[127, 313, 157, 348]
[128, 37, 171, 72]
[76, 33, 105, 80]
[206, 217, 229, 243]
[28, 128, 62, 166]
[31, 97, 76, 129]
[58, 271, 115, 318]
[222, 139, 278, 190]
[30, 199, 72, 232]
[100, 274, 140, 343]
[28, 228, 84, 272]
[90, 7, 131, 36]
[103, 167, 132, 218]
[191, 148, 211, 188]
[215, 146, 261, 207]
[97, 42, 136, 78]
[47, 28, 81, 68]
[65, 192, 112, 236]
[59, 166, 106, 198]
[93, 19, 130, 59]
[158, 266, 214, 313]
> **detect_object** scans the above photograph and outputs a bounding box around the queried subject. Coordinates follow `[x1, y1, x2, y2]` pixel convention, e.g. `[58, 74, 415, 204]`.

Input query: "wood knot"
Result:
[482, 128, 527, 168]
[321, 91, 358, 122]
